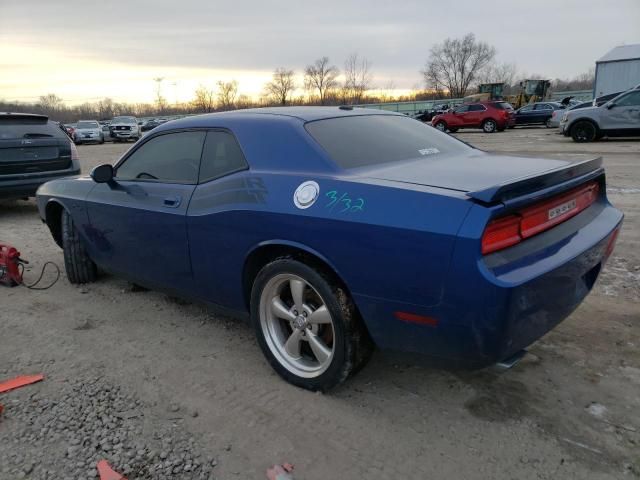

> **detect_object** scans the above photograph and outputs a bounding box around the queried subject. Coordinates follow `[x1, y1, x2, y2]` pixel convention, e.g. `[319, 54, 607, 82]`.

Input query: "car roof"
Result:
[0, 112, 49, 121]
[152, 106, 402, 133]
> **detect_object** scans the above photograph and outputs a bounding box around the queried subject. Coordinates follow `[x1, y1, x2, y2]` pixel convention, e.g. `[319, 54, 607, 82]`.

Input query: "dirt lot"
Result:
[1, 127, 639, 480]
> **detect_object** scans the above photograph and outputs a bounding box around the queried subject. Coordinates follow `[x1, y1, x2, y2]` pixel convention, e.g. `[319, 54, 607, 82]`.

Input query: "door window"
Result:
[534, 103, 552, 111]
[519, 105, 533, 113]
[468, 104, 487, 112]
[454, 105, 469, 113]
[198, 131, 248, 183]
[614, 91, 640, 107]
[116, 131, 205, 183]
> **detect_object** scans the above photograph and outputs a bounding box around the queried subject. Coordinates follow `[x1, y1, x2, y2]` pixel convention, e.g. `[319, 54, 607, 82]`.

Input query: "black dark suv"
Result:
[0, 113, 80, 199]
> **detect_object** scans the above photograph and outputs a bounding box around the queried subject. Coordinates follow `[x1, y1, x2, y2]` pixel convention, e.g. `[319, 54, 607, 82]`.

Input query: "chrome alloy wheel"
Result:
[259, 274, 335, 378]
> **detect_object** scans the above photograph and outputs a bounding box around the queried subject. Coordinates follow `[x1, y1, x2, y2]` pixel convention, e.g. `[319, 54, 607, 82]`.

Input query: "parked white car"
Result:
[561, 85, 640, 142]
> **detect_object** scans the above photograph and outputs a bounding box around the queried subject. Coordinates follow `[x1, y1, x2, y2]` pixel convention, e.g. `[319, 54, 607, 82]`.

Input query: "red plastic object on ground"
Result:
[0, 243, 25, 287]
[0, 374, 44, 394]
[97, 460, 127, 480]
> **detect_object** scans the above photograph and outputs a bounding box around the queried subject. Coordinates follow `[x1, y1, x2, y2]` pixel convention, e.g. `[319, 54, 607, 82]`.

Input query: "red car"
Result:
[432, 101, 515, 133]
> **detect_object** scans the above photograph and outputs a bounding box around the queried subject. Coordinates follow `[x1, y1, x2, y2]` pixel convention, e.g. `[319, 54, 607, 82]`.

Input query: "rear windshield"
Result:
[492, 102, 513, 110]
[77, 121, 99, 129]
[0, 119, 67, 140]
[305, 115, 470, 169]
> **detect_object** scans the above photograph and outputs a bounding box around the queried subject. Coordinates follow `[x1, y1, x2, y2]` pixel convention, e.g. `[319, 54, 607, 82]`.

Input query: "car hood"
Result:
[359, 151, 601, 202]
[76, 128, 101, 132]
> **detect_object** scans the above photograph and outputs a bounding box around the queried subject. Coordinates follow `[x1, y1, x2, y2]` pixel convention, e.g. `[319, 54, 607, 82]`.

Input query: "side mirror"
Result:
[606, 103, 614, 109]
[90, 164, 114, 183]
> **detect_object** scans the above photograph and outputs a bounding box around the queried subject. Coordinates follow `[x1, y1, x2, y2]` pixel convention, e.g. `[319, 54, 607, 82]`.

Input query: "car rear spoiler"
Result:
[467, 156, 603, 204]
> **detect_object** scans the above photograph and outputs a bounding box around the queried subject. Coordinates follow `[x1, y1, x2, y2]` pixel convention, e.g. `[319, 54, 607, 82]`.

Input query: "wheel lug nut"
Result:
[293, 310, 298, 315]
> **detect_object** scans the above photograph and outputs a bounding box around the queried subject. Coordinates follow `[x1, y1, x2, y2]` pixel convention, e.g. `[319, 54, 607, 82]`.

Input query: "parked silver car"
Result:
[74, 120, 104, 144]
[560, 85, 640, 142]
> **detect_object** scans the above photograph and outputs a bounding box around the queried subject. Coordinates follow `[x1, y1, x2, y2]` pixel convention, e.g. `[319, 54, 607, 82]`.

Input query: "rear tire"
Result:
[571, 121, 597, 142]
[482, 119, 497, 133]
[545, 118, 553, 128]
[62, 210, 97, 284]
[250, 257, 373, 391]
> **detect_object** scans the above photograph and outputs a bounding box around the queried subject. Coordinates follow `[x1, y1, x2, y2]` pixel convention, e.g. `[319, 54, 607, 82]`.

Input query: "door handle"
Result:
[163, 196, 182, 208]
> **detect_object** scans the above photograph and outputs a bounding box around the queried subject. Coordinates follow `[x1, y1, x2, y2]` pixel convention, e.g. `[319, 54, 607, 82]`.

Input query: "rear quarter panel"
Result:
[186, 169, 474, 346]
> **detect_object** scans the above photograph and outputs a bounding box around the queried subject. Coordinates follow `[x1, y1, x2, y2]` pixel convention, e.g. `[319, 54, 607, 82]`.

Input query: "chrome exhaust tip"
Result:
[494, 349, 527, 371]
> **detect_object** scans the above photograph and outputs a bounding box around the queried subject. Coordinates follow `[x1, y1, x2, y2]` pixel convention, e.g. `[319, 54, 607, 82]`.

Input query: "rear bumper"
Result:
[0, 168, 81, 199]
[355, 201, 623, 367]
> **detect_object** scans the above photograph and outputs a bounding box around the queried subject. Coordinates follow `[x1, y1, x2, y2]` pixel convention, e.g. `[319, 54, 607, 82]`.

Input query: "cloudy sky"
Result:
[1, 0, 638, 104]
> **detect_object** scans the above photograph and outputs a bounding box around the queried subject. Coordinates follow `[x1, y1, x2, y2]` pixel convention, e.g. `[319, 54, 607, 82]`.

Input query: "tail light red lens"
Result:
[70, 140, 79, 161]
[482, 181, 600, 255]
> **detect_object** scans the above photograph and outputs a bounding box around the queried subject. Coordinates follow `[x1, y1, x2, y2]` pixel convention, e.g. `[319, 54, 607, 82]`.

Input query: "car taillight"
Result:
[481, 181, 600, 255]
[70, 140, 79, 161]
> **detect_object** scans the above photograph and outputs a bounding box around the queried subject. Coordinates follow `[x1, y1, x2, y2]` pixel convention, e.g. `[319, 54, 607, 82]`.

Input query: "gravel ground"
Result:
[0, 127, 639, 480]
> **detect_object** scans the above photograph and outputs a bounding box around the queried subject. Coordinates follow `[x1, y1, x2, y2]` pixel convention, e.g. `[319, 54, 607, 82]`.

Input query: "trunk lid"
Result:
[362, 151, 602, 203]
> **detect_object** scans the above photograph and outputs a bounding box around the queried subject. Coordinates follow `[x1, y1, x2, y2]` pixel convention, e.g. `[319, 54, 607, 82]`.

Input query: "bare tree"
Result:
[236, 94, 254, 110]
[304, 57, 340, 105]
[192, 85, 216, 113]
[96, 98, 115, 119]
[553, 68, 595, 91]
[217, 80, 239, 110]
[38, 93, 64, 112]
[265, 68, 296, 105]
[478, 61, 518, 86]
[422, 33, 496, 99]
[343, 53, 373, 104]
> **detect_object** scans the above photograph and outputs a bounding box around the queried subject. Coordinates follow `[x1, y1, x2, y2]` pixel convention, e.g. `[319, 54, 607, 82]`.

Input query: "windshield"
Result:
[112, 116, 137, 124]
[77, 121, 99, 129]
[305, 115, 470, 169]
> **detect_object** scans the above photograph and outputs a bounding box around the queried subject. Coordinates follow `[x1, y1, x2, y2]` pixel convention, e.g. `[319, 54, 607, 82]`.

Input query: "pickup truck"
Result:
[109, 116, 141, 142]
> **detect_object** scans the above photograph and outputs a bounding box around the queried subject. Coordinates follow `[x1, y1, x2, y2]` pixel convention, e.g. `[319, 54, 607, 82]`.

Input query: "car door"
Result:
[85, 130, 206, 288]
[186, 129, 253, 306]
[466, 104, 487, 126]
[533, 103, 553, 123]
[516, 104, 534, 124]
[601, 91, 640, 133]
[450, 105, 469, 127]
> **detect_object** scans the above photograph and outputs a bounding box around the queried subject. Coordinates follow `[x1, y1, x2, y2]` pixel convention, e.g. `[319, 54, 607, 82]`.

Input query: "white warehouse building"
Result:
[594, 44, 640, 97]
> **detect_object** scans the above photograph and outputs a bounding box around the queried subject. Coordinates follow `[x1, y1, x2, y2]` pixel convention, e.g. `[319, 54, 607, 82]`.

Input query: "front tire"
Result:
[571, 121, 597, 142]
[434, 121, 447, 132]
[251, 258, 372, 391]
[62, 210, 97, 284]
[482, 119, 497, 133]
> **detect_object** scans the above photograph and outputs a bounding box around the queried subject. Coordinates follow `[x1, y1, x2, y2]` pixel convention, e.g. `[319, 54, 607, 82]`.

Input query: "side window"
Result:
[454, 105, 469, 113]
[534, 103, 551, 111]
[468, 104, 486, 112]
[199, 131, 248, 183]
[615, 92, 640, 107]
[116, 131, 205, 183]
[519, 105, 533, 113]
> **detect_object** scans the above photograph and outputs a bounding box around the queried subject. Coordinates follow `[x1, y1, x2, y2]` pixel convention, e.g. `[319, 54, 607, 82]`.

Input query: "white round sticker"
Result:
[293, 181, 320, 209]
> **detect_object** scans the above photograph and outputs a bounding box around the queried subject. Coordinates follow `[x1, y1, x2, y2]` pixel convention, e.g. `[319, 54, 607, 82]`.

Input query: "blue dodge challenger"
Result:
[36, 107, 623, 390]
